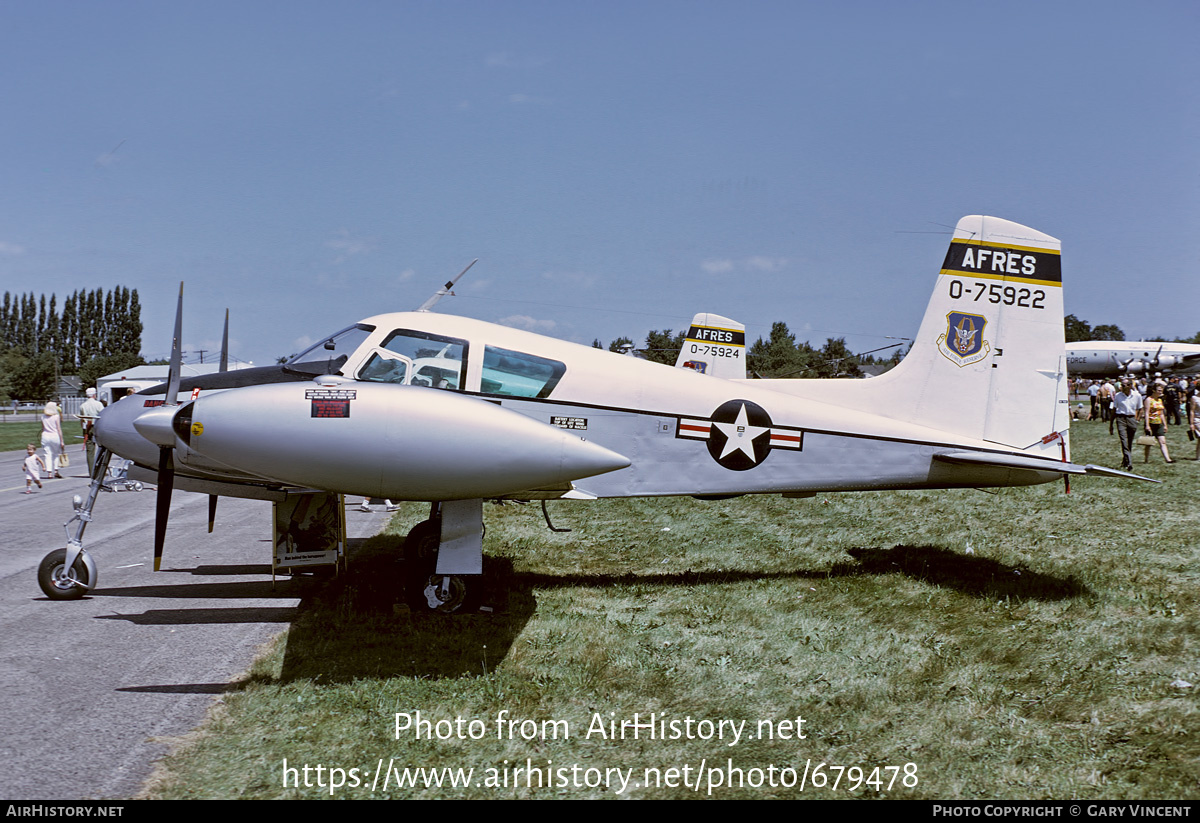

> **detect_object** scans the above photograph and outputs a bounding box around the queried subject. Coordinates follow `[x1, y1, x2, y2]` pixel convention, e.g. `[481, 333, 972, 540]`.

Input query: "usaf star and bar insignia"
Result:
[676, 399, 803, 471]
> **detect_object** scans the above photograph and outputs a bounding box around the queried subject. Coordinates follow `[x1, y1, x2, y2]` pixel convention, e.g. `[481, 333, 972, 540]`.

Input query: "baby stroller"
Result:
[105, 456, 144, 492]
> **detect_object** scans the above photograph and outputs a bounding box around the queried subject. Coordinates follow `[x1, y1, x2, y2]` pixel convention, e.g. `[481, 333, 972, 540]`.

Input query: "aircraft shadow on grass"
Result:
[273, 541, 1088, 684]
[87, 536, 1088, 686]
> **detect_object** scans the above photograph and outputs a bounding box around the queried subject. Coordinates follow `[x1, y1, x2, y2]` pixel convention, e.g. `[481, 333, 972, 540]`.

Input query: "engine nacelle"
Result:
[102, 380, 630, 500]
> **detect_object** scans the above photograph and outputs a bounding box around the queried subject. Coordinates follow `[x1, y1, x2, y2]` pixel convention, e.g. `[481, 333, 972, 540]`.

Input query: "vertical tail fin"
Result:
[675, 313, 747, 379]
[881, 215, 1067, 454]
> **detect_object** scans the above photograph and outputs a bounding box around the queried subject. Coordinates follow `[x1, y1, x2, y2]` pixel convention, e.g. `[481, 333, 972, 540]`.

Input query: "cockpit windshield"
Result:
[287, 323, 376, 375]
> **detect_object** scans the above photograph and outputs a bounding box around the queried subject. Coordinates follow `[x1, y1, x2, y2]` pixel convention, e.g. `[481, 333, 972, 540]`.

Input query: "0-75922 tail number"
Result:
[947, 279, 1045, 309]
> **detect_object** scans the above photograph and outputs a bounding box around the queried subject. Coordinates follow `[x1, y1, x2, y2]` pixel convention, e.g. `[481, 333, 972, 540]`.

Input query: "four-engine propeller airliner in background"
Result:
[37, 215, 1152, 611]
[1066, 341, 1200, 377]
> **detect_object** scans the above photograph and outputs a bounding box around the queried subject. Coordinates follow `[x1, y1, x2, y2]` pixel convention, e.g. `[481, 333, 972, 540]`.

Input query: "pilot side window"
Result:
[358, 350, 411, 384]
[481, 346, 566, 398]
[359, 330, 468, 390]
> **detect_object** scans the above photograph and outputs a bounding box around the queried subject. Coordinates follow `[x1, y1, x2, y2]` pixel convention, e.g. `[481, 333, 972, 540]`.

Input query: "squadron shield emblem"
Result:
[937, 312, 991, 367]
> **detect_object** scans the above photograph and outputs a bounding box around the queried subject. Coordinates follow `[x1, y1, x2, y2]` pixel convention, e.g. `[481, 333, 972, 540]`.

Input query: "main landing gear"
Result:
[403, 500, 484, 614]
[37, 447, 113, 600]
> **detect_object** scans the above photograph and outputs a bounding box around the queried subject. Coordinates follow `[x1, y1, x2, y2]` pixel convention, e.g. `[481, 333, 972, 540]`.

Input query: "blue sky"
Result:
[1, 1, 1197, 365]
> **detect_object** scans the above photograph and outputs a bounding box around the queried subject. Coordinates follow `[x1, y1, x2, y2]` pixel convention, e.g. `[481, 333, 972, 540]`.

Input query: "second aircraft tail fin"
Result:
[675, 313, 747, 380]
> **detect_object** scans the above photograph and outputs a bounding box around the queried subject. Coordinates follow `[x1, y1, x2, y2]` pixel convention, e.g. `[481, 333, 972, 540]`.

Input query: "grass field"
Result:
[143, 419, 1198, 799]
[0, 422, 44, 453]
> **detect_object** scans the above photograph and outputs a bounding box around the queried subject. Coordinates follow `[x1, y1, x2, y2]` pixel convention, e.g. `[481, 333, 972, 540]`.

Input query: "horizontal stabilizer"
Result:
[1079, 464, 1160, 482]
[933, 451, 1158, 482]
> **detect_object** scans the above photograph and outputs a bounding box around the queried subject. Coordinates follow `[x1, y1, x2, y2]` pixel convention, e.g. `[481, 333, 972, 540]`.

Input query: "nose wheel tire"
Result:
[37, 549, 91, 601]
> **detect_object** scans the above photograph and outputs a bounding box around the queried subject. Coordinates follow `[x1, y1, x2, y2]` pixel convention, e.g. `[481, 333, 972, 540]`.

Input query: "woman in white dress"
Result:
[41, 401, 65, 479]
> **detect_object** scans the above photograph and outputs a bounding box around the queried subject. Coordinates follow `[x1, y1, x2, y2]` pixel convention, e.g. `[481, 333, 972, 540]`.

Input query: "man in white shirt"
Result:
[1112, 379, 1144, 471]
[78, 387, 105, 477]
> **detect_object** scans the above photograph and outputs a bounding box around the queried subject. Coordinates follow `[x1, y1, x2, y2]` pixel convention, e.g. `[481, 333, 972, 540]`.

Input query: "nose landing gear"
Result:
[37, 448, 112, 601]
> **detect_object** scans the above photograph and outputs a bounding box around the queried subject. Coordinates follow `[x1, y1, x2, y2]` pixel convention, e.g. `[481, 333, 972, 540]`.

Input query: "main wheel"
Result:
[402, 520, 478, 614]
[418, 574, 469, 614]
[403, 520, 440, 611]
[38, 549, 91, 600]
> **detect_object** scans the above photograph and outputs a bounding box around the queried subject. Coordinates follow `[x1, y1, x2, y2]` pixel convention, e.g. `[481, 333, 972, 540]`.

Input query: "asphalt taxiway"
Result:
[0, 449, 391, 799]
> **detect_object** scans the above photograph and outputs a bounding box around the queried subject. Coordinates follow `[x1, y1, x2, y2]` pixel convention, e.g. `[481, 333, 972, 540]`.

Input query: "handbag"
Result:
[58, 451, 70, 468]
[1135, 435, 1156, 447]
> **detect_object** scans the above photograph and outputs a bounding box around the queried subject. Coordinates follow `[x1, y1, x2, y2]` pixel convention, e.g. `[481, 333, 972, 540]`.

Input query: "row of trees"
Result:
[1064, 314, 1124, 343]
[0, 288, 145, 403]
[594, 323, 904, 378]
[602, 311, 1200, 378]
[1, 287, 143, 371]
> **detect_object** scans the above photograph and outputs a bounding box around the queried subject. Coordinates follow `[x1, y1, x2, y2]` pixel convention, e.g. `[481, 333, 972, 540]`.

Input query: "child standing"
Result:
[23, 444, 45, 493]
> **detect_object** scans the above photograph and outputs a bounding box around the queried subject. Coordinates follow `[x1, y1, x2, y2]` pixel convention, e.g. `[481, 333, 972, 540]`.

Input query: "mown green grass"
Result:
[143, 420, 1199, 799]
[0, 421, 44, 453]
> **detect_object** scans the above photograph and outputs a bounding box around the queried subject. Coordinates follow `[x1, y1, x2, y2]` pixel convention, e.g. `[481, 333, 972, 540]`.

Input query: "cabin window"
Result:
[358, 349, 412, 384]
[289, 323, 376, 375]
[481, 346, 565, 398]
[373, 329, 468, 390]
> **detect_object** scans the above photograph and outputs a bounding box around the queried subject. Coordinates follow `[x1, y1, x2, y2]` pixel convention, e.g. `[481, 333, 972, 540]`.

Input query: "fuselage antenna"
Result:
[417, 259, 478, 312]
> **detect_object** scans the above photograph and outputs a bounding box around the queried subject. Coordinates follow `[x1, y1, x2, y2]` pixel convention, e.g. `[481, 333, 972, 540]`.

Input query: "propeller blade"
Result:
[219, 309, 229, 373]
[208, 495, 218, 533]
[165, 282, 184, 404]
[154, 447, 174, 571]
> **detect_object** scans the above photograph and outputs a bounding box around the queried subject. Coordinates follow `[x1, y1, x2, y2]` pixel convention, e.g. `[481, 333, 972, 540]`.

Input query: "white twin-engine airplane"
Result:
[38, 215, 1149, 611]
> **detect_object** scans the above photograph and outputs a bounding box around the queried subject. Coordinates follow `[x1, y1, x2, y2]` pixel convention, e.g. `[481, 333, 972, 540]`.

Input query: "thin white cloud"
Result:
[701, 259, 734, 274]
[396, 268, 416, 283]
[702, 256, 788, 275]
[0, 241, 26, 256]
[745, 256, 788, 272]
[325, 229, 377, 263]
[498, 314, 557, 332]
[509, 93, 551, 105]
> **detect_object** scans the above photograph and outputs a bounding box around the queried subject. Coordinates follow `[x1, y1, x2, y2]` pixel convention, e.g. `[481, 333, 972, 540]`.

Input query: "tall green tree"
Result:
[78, 352, 146, 389]
[643, 329, 685, 365]
[1064, 314, 1124, 343]
[1064, 314, 1091, 343]
[814, 337, 863, 378]
[747, 322, 817, 377]
[9, 352, 57, 402]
